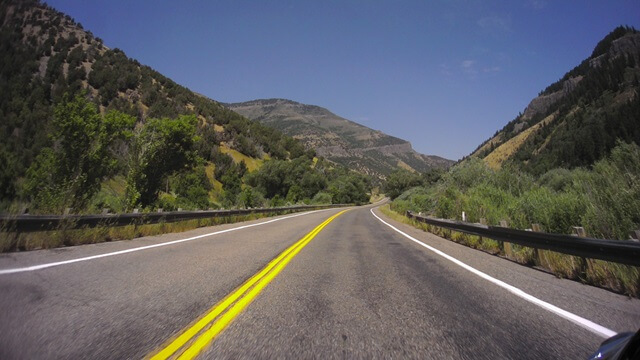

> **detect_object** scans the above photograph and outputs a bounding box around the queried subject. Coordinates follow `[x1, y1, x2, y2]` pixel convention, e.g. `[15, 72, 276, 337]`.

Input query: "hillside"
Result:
[471, 26, 640, 174]
[0, 0, 371, 212]
[226, 99, 453, 179]
[386, 27, 640, 296]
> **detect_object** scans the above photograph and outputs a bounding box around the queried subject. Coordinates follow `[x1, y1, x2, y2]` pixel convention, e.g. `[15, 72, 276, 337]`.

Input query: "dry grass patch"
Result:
[219, 143, 264, 172]
[397, 160, 415, 172]
[484, 114, 555, 169]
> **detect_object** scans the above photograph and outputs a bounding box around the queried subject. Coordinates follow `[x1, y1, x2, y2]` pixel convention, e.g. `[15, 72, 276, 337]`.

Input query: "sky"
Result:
[46, 0, 640, 160]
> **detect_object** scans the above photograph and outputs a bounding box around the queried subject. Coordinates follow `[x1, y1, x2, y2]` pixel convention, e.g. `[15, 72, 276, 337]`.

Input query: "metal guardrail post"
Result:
[478, 218, 487, 245]
[499, 220, 513, 259]
[572, 226, 591, 279]
[531, 224, 545, 267]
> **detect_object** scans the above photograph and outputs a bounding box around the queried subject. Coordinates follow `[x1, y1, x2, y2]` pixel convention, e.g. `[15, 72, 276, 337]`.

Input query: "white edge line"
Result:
[0, 208, 339, 275]
[370, 207, 617, 339]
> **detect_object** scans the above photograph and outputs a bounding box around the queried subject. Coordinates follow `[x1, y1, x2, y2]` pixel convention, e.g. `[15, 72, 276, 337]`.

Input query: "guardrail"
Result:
[0, 204, 349, 233]
[406, 211, 640, 267]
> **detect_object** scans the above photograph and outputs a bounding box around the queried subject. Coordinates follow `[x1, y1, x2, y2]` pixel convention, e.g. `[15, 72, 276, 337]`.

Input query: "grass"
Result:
[380, 204, 640, 297]
[204, 163, 224, 203]
[103, 176, 127, 195]
[88, 176, 128, 213]
[219, 143, 264, 172]
[396, 160, 415, 172]
[369, 194, 385, 204]
[368, 187, 385, 204]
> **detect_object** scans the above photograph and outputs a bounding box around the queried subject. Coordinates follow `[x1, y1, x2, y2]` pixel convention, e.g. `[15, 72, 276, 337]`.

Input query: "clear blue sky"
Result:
[46, 0, 640, 160]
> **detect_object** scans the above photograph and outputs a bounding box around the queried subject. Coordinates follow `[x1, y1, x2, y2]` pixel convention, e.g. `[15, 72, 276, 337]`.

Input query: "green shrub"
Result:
[383, 169, 423, 199]
[171, 166, 212, 210]
[489, 164, 535, 196]
[440, 157, 491, 191]
[237, 187, 266, 209]
[311, 192, 332, 205]
[465, 183, 516, 225]
[327, 173, 370, 205]
[390, 187, 433, 214]
[538, 168, 574, 192]
[510, 186, 586, 234]
[433, 184, 467, 220]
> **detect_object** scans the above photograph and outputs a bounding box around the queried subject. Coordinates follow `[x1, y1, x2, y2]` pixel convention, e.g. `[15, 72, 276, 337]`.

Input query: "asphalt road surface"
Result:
[1, 204, 639, 359]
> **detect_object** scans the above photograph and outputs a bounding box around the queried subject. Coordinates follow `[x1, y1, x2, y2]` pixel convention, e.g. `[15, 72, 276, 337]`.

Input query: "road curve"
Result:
[0, 205, 638, 359]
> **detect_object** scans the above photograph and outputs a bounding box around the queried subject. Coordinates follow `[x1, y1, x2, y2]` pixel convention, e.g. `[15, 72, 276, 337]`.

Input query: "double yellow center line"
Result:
[148, 209, 349, 360]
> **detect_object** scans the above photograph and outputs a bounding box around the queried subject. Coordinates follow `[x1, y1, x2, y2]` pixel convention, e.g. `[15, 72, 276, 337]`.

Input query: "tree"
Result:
[24, 93, 135, 212]
[171, 165, 212, 209]
[125, 115, 198, 207]
[245, 157, 319, 200]
[328, 173, 370, 205]
[237, 187, 265, 208]
[422, 168, 444, 186]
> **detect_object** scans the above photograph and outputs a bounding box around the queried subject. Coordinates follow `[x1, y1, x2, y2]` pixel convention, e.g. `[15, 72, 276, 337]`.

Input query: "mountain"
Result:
[226, 99, 453, 178]
[471, 26, 640, 174]
[0, 0, 371, 212]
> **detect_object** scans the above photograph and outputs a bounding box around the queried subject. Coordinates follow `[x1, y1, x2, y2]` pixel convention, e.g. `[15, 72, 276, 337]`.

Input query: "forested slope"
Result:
[0, 0, 371, 214]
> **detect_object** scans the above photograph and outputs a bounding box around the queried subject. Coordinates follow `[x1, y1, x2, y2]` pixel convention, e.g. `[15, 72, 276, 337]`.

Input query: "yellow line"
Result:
[149, 209, 348, 360]
[150, 217, 325, 360]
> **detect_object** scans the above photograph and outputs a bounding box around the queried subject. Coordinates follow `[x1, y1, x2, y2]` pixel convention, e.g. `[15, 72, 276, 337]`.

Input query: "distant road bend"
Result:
[0, 204, 638, 359]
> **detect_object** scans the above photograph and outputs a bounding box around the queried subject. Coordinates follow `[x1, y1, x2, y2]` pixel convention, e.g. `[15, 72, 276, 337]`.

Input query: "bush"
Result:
[246, 157, 324, 200]
[538, 168, 574, 192]
[311, 192, 332, 205]
[125, 115, 198, 207]
[382, 169, 423, 199]
[171, 166, 212, 210]
[237, 187, 266, 209]
[327, 173, 370, 205]
[390, 187, 433, 215]
[441, 157, 491, 191]
[465, 183, 516, 225]
[510, 186, 586, 234]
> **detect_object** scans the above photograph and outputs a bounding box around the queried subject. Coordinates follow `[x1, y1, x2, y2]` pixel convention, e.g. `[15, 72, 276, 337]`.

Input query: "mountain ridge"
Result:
[470, 26, 639, 174]
[226, 98, 453, 178]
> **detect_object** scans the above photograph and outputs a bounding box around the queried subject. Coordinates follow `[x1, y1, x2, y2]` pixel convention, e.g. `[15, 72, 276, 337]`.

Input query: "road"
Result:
[0, 204, 639, 359]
